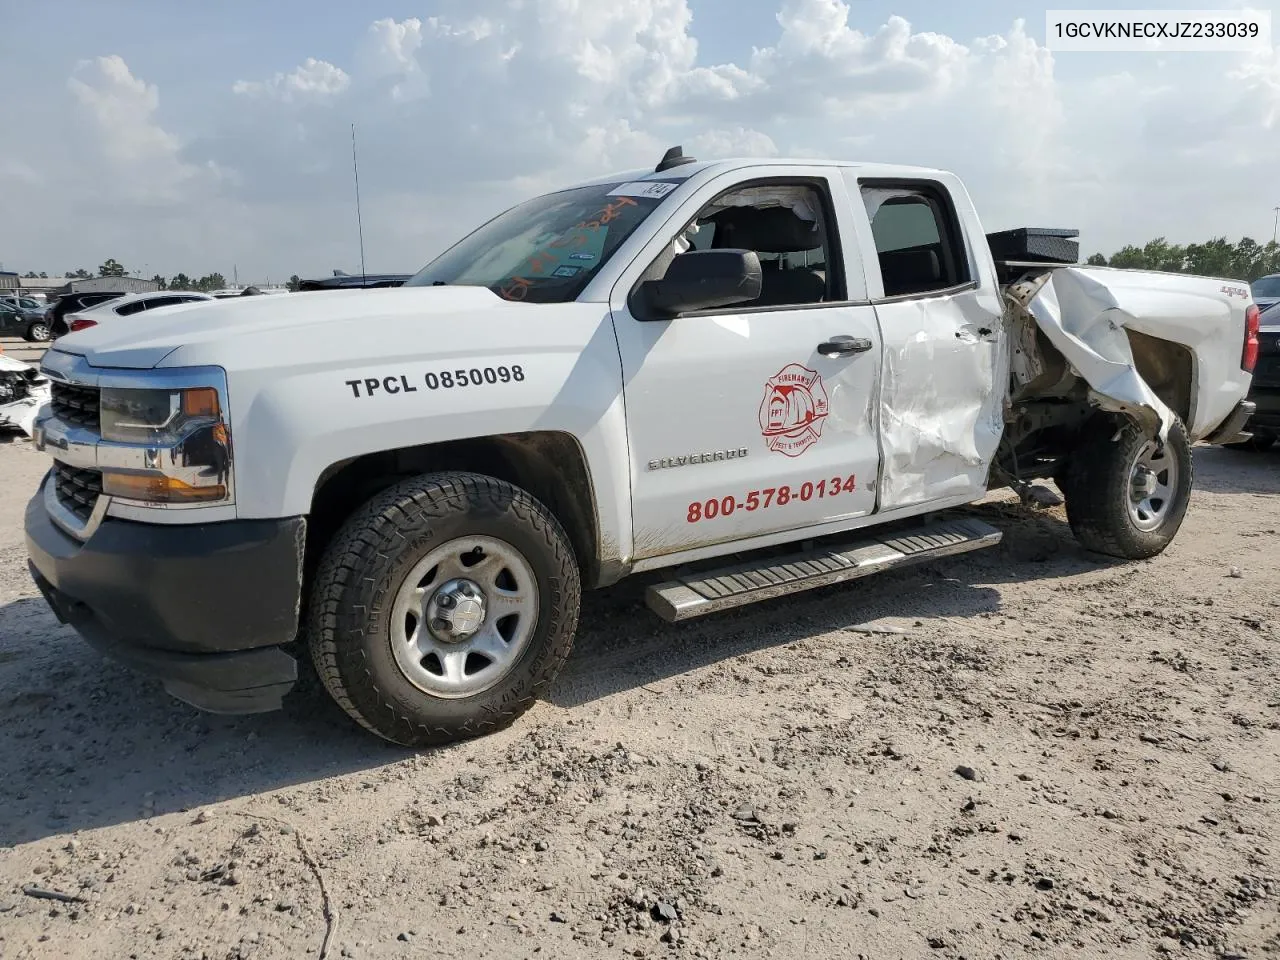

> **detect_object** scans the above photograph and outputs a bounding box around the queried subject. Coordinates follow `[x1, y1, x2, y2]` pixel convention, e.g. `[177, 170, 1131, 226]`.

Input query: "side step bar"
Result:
[645, 516, 1002, 622]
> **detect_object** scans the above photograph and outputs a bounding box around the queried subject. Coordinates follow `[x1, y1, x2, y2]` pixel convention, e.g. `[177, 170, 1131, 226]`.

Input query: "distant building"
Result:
[17, 277, 70, 298]
[50, 276, 161, 298]
[0, 271, 17, 293]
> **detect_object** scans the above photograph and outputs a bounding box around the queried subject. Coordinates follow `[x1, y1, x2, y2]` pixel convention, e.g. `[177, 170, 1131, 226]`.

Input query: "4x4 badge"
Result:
[759, 363, 829, 457]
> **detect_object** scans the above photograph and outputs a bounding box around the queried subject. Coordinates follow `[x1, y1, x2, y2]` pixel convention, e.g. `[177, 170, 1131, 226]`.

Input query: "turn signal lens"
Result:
[102, 471, 227, 503]
[182, 387, 219, 418]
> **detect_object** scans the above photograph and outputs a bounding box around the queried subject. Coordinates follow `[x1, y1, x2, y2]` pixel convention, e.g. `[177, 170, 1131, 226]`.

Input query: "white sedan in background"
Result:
[62, 291, 215, 334]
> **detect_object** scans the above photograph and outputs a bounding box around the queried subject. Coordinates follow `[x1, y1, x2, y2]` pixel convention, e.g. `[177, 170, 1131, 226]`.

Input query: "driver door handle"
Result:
[818, 335, 874, 358]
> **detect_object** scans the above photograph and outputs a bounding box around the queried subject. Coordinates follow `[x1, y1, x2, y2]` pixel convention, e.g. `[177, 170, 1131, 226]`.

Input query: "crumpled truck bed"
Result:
[1009, 265, 1253, 442]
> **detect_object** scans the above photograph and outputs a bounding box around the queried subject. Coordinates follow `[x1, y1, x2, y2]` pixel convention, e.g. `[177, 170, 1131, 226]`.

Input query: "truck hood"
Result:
[53, 287, 528, 370]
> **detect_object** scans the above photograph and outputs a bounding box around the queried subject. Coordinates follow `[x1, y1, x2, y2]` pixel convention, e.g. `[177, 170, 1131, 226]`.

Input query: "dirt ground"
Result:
[1, 434, 1278, 960]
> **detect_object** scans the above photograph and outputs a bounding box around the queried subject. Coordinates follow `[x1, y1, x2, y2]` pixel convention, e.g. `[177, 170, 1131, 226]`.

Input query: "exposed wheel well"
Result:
[1126, 330, 1193, 427]
[304, 432, 602, 587]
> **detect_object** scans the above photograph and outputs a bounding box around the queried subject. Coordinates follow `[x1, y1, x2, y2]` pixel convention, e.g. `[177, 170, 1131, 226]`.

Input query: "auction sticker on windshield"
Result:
[608, 181, 680, 199]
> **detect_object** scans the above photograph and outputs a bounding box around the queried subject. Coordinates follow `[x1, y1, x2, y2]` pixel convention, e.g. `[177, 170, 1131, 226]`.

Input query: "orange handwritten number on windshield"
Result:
[500, 277, 531, 300]
[497, 195, 639, 300]
[527, 251, 556, 275]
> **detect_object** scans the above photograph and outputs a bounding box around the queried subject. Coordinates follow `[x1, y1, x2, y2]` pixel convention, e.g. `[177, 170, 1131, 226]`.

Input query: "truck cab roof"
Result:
[564, 156, 952, 194]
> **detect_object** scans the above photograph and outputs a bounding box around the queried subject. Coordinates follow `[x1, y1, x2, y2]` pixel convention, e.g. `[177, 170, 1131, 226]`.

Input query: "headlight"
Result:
[99, 386, 232, 504]
[100, 386, 219, 444]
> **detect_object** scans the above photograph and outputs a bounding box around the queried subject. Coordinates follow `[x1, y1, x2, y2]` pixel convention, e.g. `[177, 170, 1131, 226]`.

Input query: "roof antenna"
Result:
[351, 123, 367, 284]
[655, 145, 697, 173]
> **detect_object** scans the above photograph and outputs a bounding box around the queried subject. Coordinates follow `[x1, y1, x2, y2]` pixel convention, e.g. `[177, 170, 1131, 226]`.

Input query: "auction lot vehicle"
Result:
[1227, 302, 1280, 450]
[24, 150, 1259, 746]
[61, 290, 216, 333]
[0, 353, 49, 436]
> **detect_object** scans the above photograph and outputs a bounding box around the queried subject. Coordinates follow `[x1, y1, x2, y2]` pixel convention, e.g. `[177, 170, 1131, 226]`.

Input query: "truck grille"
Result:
[53, 462, 103, 523]
[49, 382, 101, 430]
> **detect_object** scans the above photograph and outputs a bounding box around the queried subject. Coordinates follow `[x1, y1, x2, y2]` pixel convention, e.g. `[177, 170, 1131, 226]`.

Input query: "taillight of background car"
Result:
[1243, 304, 1260, 372]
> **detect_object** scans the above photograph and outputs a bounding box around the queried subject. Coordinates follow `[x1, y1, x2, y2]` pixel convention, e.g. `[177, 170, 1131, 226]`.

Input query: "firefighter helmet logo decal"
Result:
[759, 363, 829, 457]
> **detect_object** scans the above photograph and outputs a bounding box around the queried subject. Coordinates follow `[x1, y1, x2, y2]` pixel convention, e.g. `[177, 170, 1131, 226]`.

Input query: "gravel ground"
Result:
[1, 434, 1278, 959]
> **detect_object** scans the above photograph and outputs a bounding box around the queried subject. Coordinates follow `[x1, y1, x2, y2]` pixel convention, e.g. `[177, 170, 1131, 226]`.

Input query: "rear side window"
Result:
[115, 300, 149, 316]
[142, 297, 186, 310]
[861, 184, 970, 297]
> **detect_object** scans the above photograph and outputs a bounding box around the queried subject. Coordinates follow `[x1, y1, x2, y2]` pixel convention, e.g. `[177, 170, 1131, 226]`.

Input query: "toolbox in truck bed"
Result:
[987, 227, 1080, 264]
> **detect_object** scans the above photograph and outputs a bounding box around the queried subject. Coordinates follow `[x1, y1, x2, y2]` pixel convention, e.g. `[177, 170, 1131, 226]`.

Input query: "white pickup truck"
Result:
[25, 148, 1261, 746]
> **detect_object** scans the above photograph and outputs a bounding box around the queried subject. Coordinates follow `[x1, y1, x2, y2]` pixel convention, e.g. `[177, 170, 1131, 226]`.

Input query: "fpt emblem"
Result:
[759, 363, 829, 457]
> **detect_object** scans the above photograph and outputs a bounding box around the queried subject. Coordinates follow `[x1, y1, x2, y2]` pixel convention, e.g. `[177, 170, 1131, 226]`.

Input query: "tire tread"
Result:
[1061, 417, 1193, 560]
[307, 471, 580, 747]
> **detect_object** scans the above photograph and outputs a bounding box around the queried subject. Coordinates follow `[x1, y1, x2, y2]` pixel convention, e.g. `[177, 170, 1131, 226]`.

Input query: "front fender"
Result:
[223, 306, 634, 569]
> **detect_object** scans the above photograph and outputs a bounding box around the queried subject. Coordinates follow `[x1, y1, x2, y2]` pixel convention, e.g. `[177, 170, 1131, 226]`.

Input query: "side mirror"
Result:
[639, 249, 762, 316]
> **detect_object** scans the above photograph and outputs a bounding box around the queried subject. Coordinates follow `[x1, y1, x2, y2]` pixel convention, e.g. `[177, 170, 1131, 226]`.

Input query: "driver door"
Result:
[610, 167, 884, 561]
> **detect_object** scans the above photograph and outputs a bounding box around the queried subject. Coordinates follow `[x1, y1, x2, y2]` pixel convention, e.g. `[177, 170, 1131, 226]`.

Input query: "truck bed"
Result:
[999, 261, 1253, 443]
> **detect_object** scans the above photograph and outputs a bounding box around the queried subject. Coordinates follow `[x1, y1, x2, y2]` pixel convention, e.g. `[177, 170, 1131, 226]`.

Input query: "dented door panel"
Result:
[871, 291, 1008, 509]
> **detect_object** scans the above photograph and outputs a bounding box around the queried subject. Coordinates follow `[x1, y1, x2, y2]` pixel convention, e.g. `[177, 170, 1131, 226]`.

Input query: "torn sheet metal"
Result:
[875, 295, 1009, 510]
[1018, 267, 1176, 441]
[0, 353, 50, 437]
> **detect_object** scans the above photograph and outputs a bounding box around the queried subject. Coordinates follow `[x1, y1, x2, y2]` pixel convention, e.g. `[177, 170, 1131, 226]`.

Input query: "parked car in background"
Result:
[0, 352, 50, 436]
[1228, 300, 1280, 451]
[1, 295, 50, 315]
[0, 300, 52, 342]
[48, 292, 126, 337]
[297, 273, 410, 290]
[61, 291, 215, 333]
[1251, 274, 1280, 313]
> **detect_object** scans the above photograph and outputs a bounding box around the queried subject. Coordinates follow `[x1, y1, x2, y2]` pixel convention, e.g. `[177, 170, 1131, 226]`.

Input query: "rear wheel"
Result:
[1061, 417, 1193, 560]
[25, 322, 50, 342]
[308, 472, 580, 747]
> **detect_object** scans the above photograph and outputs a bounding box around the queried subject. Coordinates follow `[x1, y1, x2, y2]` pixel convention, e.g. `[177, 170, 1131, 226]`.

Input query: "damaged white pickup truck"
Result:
[25, 148, 1260, 746]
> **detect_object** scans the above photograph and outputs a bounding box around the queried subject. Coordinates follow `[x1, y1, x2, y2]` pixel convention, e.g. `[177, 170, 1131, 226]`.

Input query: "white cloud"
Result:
[688, 127, 780, 158]
[233, 57, 350, 101]
[358, 18, 430, 100]
[67, 55, 219, 204]
[4, 2, 1279, 280]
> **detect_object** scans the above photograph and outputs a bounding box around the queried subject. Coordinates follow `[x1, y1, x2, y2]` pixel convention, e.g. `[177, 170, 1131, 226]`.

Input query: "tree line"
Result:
[1085, 237, 1280, 281]
[40, 261, 303, 293]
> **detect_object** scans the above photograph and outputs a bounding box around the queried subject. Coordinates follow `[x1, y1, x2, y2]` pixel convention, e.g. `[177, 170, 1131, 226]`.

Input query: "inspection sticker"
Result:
[607, 181, 680, 199]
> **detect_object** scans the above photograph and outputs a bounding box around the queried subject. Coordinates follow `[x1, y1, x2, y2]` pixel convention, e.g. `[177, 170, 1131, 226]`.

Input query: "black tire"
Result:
[1060, 417, 1193, 560]
[25, 322, 50, 342]
[307, 472, 580, 747]
[1223, 434, 1274, 452]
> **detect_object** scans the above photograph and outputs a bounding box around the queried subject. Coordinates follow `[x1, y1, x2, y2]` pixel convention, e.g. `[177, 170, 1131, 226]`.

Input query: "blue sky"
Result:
[2, 0, 1277, 281]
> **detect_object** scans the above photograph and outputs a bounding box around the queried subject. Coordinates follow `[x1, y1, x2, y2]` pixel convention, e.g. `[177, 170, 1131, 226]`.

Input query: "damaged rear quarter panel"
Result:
[1023, 267, 1250, 440]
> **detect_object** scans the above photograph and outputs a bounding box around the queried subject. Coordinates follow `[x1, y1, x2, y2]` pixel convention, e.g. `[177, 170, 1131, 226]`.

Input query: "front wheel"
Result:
[308, 472, 581, 747]
[1061, 417, 1194, 560]
[25, 322, 51, 342]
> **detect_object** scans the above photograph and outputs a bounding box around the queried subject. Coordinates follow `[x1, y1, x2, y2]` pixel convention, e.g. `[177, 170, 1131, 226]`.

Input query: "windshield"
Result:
[1252, 276, 1280, 298]
[405, 180, 680, 303]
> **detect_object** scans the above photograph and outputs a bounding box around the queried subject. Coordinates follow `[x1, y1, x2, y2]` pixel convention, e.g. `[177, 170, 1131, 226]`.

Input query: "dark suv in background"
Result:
[1230, 300, 1280, 451]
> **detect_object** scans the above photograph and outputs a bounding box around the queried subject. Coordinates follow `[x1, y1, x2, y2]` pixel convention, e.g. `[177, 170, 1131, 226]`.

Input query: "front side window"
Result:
[406, 181, 682, 304]
[862, 184, 970, 297]
[675, 182, 841, 308]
